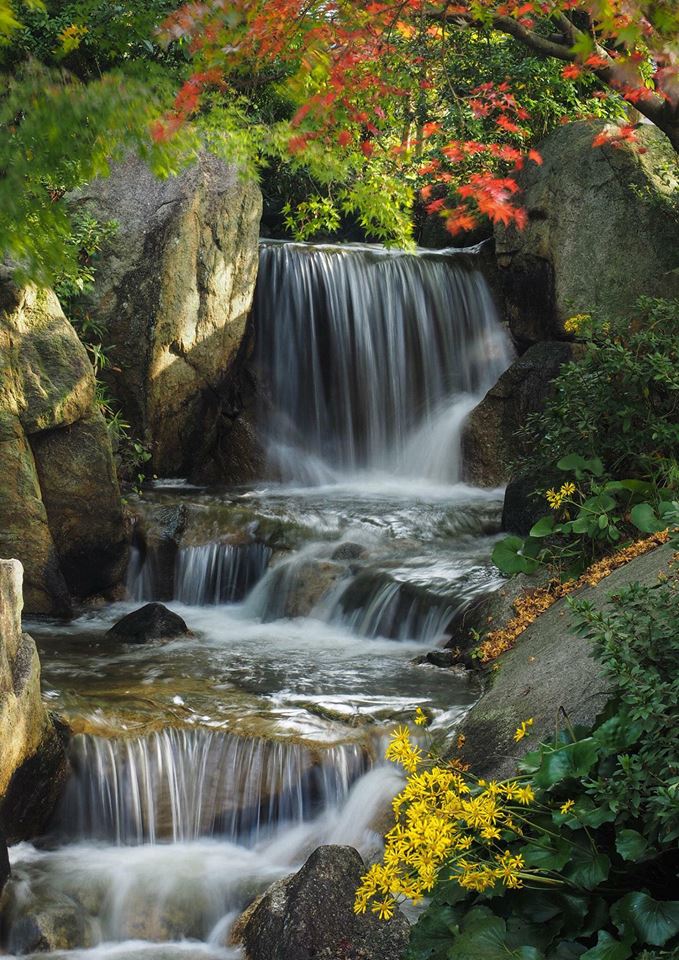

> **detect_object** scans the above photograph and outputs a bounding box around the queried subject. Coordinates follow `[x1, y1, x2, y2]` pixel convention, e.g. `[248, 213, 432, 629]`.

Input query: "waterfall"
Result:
[127, 542, 272, 606]
[56, 730, 370, 845]
[174, 542, 272, 606]
[253, 241, 512, 483]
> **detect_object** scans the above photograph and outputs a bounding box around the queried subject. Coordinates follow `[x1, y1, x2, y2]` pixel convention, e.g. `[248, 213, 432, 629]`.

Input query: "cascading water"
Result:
[127, 542, 272, 606]
[5, 240, 512, 960]
[253, 241, 512, 483]
[58, 730, 369, 845]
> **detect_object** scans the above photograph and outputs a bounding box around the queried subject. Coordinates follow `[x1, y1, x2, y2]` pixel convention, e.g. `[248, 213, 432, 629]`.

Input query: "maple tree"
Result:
[157, 0, 679, 237]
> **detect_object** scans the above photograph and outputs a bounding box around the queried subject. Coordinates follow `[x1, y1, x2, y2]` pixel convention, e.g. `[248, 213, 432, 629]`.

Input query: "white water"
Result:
[4, 241, 512, 958]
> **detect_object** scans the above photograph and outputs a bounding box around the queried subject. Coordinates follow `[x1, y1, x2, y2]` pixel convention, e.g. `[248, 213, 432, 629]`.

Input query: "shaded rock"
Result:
[0, 560, 70, 843]
[240, 845, 410, 960]
[8, 898, 94, 955]
[502, 474, 546, 536]
[0, 267, 124, 615]
[106, 603, 191, 644]
[31, 414, 126, 598]
[126, 503, 188, 601]
[461, 341, 580, 487]
[0, 829, 9, 896]
[412, 649, 455, 668]
[458, 543, 675, 781]
[495, 121, 679, 346]
[0, 427, 70, 615]
[445, 575, 541, 660]
[77, 152, 263, 479]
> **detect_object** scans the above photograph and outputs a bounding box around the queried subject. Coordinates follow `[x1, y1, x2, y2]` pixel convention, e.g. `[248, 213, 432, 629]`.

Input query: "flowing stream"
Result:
[4, 242, 512, 960]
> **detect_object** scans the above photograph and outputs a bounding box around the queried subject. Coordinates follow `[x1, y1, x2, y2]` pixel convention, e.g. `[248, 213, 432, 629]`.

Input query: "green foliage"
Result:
[0, 60, 197, 284]
[521, 298, 679, 485]
[494, 299, 679, 580]
[407, 577, 679, 960]
[492, 457, 679, 580]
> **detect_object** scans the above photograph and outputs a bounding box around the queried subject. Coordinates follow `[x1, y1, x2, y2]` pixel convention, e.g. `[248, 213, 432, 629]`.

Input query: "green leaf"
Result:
[563, 846, 610, 890]
[557, 454, 604, 477]
[523, 838, 572, 872]
[611, 892, 679, 947]
[630, 502, 666, 533]
[492, 536, 539, 575]
[406, 904, 460, 959]
[530, 515, 556, 538]
[533, 739, 600, 788]
[615, 829, 649, 862]
[579, 494, 616, 514]
[580, 931, 632, 960]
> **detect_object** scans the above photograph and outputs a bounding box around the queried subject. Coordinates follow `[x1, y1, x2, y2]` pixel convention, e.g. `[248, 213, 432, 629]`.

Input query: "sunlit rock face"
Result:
[77, 152, 263, 480]
[0, 560, 69, 844]
[0, 269, 125, 615]
[495, 120, 679, 346]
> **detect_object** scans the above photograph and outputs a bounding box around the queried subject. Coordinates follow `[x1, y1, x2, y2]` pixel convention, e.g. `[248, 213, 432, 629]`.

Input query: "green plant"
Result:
[519, 298, 679, 487]
[371, 575, 679, 960]
[492, 454, 679, 579]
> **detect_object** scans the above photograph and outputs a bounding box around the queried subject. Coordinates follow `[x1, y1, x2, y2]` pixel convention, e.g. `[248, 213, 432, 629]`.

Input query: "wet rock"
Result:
[276, 560, 344, 619]
[331, 542, 367, 562]
[495, 121, 679, 345]
[461, 342, 580, 487]
[76, 151, 262, 479]
[8, 898, 94, 955]
[0, 560, 70, 843]
[240, 845, 410, 960]
[0, 266, 124, 615]
[106, 603, 192, 644]
[413, 649, 455, 669]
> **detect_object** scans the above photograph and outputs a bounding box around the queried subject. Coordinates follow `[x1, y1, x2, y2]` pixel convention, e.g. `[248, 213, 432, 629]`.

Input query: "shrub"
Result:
[519, 298, 679, 487]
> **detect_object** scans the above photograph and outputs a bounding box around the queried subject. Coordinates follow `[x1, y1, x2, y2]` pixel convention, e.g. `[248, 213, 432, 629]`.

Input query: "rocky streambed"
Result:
[2, 475, 506, 959]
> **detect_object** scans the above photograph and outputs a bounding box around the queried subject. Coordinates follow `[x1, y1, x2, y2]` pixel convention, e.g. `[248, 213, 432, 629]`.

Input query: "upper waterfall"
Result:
[253, 241, 513, 484]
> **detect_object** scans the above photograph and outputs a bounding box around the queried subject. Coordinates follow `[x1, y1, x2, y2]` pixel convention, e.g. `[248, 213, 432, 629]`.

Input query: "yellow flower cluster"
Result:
[563, 313, 591, 334]
[545, 481, 576, 510]
[355, 724, 540, 918]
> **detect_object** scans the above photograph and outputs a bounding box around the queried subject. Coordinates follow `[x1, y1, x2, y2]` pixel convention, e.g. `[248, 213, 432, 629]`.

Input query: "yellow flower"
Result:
[516, 785, 535, 806]
[414, 707, 429, 726]
[545, 488, 563, 510]
[513, 718, 534, 742]
[371, 897, 395, 920]
[561, 482, 576, 497]
[563, 313, 591, 334]
[560, 799, 575, 814]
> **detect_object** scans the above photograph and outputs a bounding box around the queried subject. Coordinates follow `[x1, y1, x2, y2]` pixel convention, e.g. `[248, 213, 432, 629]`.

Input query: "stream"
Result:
[3, 242, 513, 959]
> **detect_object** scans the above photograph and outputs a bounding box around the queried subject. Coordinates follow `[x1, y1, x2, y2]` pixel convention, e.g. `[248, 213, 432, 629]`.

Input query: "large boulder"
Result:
[0, 269, 126, 615]
[461, 341, 580, 487]
[496, 121, 679, 345]
[0, 560, 70, 843]
[458, 543, 675, 780]
[76, 152, 263, 479]
[239, 845, 410, 960]
[106, 603, 191, 644]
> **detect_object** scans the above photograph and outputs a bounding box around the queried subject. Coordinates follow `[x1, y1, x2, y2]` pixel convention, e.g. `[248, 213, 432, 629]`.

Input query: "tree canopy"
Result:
[1, 0, 677, 278]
